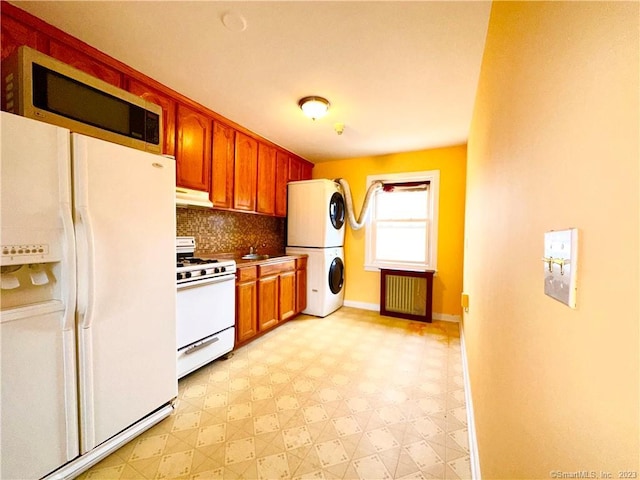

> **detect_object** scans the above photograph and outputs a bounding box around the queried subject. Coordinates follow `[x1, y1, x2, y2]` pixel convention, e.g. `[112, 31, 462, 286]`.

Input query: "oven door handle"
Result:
[183, 335, 219, 355]
[177, 275, 234, 290]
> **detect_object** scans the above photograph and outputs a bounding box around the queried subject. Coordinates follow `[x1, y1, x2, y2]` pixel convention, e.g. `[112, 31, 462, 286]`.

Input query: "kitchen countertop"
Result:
[199, 253, 307, 268]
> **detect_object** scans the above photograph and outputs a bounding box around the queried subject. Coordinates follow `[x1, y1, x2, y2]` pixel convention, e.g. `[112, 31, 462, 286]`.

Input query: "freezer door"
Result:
[1, 303, 78, 479]
[73, 134, 177, 452]
[0, 112, 75, 267]
[1, 112, 78, 478]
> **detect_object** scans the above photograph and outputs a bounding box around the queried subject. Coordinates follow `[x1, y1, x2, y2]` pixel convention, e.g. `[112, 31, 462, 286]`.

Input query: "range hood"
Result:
[175, 187, 213, 209]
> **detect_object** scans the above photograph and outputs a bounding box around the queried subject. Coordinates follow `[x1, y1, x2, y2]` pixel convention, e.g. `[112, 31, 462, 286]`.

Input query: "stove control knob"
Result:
[221, 266, 226, 273]
[176, 272, 182, 280]
[185, 272, 192, 278]
[214, 267, 220, 274]
[201, 269, 207, 276]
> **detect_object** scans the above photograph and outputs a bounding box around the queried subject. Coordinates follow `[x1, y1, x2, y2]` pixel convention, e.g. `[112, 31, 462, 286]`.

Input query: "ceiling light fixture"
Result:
[298, 96, 330, 120]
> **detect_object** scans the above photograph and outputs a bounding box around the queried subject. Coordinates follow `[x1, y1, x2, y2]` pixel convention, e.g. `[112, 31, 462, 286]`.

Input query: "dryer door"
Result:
[329, 192, 345, 230]
[328, 257, 344, 294]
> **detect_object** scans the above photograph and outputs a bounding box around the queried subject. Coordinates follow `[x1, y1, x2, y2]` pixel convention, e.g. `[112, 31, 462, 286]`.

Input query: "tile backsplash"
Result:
[176, 207, 285, 256]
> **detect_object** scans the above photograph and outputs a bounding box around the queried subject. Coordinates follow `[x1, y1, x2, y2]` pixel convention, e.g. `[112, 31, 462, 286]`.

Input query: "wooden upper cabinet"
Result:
[233, 132, 258, 211]
[288, 156, 313, 182]
[300, 161, 313, 180]
[175, 103, 212, 192]
[257, 143, 277, 215]
[49, 40, 123, 88]
[211, 121, 235, 209]
[275, 151, 289, 217]
[0, 2, 313, 211]
[1, 14, 42, 61]
[127, 78, 176, 156]
[288, 156, 302, 182]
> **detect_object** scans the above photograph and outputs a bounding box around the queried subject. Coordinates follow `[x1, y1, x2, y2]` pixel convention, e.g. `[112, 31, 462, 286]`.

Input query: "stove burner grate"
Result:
[177, 257, 219, 268]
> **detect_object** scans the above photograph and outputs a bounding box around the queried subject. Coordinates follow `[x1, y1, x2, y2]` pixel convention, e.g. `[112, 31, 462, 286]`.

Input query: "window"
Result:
[365, 170, 439, 272]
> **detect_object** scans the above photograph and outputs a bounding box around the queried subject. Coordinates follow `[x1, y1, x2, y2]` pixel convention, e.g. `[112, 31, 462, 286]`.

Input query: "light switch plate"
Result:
[544, 228, 578, 308]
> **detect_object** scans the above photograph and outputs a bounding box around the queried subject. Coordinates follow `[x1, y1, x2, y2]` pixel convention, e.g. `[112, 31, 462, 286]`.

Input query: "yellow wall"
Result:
[465, 2, 639, 478]
[313, 145, 466, 317]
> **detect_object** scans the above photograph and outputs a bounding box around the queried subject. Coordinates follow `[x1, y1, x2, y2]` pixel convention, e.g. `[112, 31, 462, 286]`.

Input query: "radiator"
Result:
[385, 275, 427, 316]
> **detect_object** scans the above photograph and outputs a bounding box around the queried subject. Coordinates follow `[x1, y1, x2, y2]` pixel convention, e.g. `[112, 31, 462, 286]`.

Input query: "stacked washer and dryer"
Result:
[286, 179, 346, 317]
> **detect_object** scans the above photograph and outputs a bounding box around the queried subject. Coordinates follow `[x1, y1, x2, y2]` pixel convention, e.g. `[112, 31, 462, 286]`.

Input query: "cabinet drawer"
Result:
[177, 327, 235, 379]
[259, 260, 295, 277]
[237, 266, 257, 282]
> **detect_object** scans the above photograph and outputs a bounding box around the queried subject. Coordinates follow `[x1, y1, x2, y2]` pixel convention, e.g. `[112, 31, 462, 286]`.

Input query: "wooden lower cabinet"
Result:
[295, 257, 308, 314]
[258, 275, 278, 330]
[279, 270, 296, 321]
[235, 266, 257, 343]
[235, 258, 304, 346]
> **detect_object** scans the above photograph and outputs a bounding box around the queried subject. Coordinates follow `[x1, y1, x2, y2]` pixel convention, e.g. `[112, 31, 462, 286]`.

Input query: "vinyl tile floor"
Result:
[78, 307, 471, 480]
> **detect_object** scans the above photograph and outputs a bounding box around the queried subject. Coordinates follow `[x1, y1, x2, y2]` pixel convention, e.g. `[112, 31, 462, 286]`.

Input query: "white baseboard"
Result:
[43, 404, 174, 480]
[343, 300, 479, 477]
[343, 300, 378, 311]
[342, 301, 461, 322]
[432, 312, 461, 323]
[459, 323, 481, 480]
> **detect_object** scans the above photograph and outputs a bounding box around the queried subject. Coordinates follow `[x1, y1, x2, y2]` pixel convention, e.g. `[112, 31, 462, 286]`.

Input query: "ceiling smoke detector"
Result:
[298, 96, 330, 120]
[221, 12, 247, 32]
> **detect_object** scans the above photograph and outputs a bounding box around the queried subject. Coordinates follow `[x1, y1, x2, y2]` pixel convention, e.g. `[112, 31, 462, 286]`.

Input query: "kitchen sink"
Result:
[241, 254, 271, 260]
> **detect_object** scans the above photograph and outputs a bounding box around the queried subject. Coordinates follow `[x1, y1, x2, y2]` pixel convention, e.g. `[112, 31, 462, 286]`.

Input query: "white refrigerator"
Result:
[0, 112, 177, 479]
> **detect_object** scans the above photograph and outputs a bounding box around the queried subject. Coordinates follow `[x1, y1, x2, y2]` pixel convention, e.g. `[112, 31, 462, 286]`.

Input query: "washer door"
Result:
[328, 257, 344, 294]
[329, 192, 345, 230]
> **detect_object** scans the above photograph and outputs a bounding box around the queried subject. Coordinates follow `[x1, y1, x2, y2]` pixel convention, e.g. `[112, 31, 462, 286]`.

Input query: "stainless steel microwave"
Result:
[2, 46, 162, 154]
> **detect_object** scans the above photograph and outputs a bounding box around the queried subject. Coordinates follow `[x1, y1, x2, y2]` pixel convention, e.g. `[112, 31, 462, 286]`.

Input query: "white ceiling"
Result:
[9, 1, 491, 163]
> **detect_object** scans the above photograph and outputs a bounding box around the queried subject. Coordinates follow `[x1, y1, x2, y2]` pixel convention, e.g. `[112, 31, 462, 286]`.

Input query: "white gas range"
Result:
[176, 237, 236, 379]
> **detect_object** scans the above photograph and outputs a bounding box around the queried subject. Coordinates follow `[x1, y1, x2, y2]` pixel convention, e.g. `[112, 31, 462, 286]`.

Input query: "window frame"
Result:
[364, 170, 440, 272]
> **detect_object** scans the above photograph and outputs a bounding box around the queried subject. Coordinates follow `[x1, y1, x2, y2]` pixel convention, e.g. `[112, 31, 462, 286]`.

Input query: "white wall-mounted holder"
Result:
[543, 228, 578, 308]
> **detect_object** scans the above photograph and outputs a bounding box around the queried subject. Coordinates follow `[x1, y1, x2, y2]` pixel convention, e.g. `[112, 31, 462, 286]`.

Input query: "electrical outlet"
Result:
[461, 293, 469, 312]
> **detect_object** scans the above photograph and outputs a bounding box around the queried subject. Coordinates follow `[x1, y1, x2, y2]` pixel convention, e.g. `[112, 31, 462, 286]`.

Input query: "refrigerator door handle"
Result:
[61, 205, 77, 332]
[57, 127, 77, 334]
[76, 206, 96, 329]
